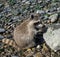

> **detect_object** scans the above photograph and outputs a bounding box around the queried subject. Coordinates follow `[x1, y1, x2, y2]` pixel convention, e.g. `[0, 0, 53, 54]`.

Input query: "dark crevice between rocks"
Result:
[34, 33, 44, 46]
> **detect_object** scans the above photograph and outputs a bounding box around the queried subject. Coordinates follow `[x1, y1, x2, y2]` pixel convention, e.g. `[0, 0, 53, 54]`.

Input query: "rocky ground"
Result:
[0, 0, 60, 57]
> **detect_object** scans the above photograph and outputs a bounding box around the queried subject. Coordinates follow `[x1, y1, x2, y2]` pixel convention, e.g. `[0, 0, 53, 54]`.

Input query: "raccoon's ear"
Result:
[30, 14, 39, 20]
[30, 14, 34, 19]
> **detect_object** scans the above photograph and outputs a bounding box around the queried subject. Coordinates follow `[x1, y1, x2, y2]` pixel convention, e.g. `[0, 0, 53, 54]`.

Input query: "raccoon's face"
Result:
[29, 14, 41, 30]
[33, 20, 41, 30]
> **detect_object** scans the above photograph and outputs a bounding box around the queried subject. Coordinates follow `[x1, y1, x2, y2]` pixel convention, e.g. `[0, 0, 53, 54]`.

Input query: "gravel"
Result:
[43, 24, 60, 52]
[0, 0, 60, 57]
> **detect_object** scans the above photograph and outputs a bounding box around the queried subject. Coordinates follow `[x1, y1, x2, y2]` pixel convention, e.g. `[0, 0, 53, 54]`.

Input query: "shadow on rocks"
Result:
[34, 25, 48, 46]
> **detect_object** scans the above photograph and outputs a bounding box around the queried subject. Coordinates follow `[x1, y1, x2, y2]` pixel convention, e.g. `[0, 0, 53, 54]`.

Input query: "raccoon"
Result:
[2, 14, 41, 51]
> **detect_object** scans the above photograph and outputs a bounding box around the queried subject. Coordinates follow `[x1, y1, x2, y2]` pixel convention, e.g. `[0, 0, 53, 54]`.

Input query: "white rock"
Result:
[43, 26, 60, 52]
[49, 14, 58, 23]
[36, 45, 41, 49]
[36, 10, 45, 14]
[11, 56, 19, 57]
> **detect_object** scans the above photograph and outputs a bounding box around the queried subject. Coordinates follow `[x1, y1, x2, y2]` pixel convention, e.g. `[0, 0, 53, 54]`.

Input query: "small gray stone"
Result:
[29, 0, 36, 2]
[25, 1, 30, 4]
[11, 56, 19, 57]
[11, 9, 20, 15]
[49, 8, 57, 12]
[0, 35, 4, 40]
[22, 0, 26, 3]
[4, 7, 11, 12]
[0, 28, 5, 33]
[36, 10, 45, 14]
[44, 15, 48, 20]
[0, 13, 3, 18]
[38, 1, 42, 3]
[43, 24, 60, 52]
[37, 24, 44, 29]
[57, 7, 60, 11]
[23, 10, 27, 14]
[46, 0, 51, 2]
[0, 3, 4, 8]
[12, 16, 20, 20]
[49, 14, 58, 23]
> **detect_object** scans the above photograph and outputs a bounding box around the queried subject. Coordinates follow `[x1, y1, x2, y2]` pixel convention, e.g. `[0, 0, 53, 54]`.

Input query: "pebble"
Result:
[0, 28, 5, 33]
[0, 13, 3, 18]
[38, 1, 42, 4]
[44, 15, 48, 20]
[37, 24, 44, 28]
[36, 10, 45, 14]
[29, 0, 35, 3]
[12, 16, 20, 22]
[49, 8, 57, 12]
[22, 0, 26, 3]
[0, 35, 4, 40]
[11, 9, 20, 15]
[49, 14, 58, 23]
[11, 56, 19, 57]
[36, 24, 44, 32]
[33, 52, 43, 57]
[46, 0, 51, 2]
[57, 7, 60, 12]
[25, 1, 30, 5]
[0, 3, 4, 8]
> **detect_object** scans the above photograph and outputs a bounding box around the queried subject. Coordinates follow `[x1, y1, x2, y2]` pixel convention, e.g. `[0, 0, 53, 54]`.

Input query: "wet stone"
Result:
[0, 28, 5, 33]
[0, 3, 4, 8]
[25, 1, 30, 5]
[36, 10, 45, 14]
[11, 55, 19, 57]
[0, 35, 4, 40]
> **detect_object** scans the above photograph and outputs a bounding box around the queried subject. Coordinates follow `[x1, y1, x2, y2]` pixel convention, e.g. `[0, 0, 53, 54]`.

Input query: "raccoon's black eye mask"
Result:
[34, 22, 40, 30]
[34, 22, 40, 25]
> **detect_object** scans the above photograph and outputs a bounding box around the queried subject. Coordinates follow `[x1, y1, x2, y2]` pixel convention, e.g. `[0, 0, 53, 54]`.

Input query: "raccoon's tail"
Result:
[2, 38, 20, 51]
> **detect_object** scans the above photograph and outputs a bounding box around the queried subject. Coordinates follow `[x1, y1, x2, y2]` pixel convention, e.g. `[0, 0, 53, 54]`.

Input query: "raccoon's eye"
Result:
[34, 22, 40, 30]
[34, 22, 40, 26]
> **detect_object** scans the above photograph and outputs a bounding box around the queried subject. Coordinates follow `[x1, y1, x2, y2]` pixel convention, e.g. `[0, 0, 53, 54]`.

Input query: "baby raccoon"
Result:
[2, 14, 41, 50]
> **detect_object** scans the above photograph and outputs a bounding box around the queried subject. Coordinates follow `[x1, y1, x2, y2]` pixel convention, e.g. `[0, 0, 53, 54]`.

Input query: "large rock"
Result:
[43, 24, 60, 52]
